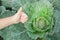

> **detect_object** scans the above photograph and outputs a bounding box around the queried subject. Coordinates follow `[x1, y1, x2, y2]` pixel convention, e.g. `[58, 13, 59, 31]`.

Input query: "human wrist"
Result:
[11, 15, 20, 24]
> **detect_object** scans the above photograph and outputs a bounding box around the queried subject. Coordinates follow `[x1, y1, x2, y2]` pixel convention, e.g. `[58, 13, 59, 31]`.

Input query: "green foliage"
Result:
[49, 0, 60, 10]
[1, 0, 37, 11]
[0, 0, 60, 40]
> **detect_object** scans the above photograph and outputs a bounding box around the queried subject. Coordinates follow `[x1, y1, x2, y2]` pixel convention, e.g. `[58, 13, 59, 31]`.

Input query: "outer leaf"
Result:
[49, 0, 60, 10]
[1, 0, 37, 11]
[0, 6, 6, 17]
[0, 23, 33, 40]
[51, 10, 60, 40]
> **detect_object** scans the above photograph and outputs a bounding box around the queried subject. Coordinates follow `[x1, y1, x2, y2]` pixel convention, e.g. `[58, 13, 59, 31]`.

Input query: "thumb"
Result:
[17, 7, 22, 15]
[14, 7, 22, 19]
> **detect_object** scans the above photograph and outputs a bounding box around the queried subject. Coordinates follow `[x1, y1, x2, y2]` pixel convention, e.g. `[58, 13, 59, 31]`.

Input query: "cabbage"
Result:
[24, 0, 54, 40]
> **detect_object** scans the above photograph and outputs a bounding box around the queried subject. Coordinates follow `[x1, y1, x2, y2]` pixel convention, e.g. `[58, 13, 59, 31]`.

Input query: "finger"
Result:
[22, 18, 28, 23]
[20, 16, 28, 23]
[17, 7, 22, 15]
[21, 13, 28, 20]
[22, 12, 28, 17]
[19, 12, 28, 23]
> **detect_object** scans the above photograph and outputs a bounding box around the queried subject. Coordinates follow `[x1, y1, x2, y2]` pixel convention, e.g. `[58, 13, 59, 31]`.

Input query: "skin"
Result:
[0, 7, 28, 29]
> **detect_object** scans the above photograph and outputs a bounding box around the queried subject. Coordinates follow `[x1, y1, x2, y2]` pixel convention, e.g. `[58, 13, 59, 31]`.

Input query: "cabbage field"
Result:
[0, 0, 60, 40]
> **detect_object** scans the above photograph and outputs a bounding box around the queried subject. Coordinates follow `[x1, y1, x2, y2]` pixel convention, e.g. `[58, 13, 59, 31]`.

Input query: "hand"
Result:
[12, 7, 28, 24]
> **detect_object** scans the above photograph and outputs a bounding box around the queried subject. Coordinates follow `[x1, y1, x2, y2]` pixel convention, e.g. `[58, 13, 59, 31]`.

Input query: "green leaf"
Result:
[49, 0, 60, 10]
[51, 10, 60, 40]
[0, 6, 6, 17]
[0, 23, 33, 40]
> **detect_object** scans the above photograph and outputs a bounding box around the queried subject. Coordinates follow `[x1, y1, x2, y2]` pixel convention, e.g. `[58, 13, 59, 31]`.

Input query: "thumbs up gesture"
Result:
[12, 7, 28, 24]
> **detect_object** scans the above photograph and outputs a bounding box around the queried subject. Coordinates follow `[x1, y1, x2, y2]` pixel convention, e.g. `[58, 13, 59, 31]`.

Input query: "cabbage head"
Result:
[24, 0, 54, 40]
